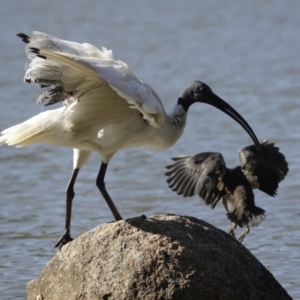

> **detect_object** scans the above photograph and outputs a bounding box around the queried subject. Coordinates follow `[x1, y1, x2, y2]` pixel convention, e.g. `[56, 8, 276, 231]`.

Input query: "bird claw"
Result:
[228, 229, 236, 239]
[229, 231, 236, 239]
[54, 233, 73, 250]
[237, 227, 249, 243]
[228, 223, 237, 239]
[229, 230, 246, 243]
[237, 234, 245, 243]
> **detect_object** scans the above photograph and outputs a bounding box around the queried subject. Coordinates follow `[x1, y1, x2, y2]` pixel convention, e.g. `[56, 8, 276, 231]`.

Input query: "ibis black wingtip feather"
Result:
[36, 54, 47, 60]
[29, 47, 40, 54]
[17, 33, 30, 43]
[27, 47, 47, 60]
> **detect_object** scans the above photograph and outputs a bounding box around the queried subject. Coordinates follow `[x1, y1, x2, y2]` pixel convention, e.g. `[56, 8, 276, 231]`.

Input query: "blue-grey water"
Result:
[0, 1, 299, 299]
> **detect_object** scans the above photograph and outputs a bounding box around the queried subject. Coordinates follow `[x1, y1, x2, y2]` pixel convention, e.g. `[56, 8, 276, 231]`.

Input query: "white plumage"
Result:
[0, 31, 263, 248]
[1, 32, 176, 159]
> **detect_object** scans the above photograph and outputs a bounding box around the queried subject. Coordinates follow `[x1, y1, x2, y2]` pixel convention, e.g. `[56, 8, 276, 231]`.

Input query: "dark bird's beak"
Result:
[200, 92, 263, 154]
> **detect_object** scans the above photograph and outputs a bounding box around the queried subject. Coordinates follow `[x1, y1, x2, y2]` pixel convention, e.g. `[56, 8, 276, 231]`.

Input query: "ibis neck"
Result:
[167, 103, 187, 127]
[141, 104, 187, 151]
[177, 96, 194, 112]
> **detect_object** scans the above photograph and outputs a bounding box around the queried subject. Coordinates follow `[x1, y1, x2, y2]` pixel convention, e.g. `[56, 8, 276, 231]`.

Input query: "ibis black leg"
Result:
[96, 162, 122, 221]
[55, 168, 79, 249]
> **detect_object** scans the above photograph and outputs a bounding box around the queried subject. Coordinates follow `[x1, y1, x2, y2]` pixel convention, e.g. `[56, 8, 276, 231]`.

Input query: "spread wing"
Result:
[239, 141, 289, 196]
[19, 31, 167, 128]
[165, 152, 227, 208]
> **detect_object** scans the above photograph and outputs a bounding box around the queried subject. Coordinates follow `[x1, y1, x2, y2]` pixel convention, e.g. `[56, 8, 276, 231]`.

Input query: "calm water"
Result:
[0, 1, 299, 299]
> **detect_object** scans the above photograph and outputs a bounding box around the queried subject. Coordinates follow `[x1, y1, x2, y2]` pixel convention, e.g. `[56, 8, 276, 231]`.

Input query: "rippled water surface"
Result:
[0, 1, 299, 299]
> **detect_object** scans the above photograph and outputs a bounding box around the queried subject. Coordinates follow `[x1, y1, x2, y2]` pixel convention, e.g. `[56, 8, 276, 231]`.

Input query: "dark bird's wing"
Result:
[165, 152, 226, 208]
[223, 168, 265, 228]
[239, 141, 289, 196]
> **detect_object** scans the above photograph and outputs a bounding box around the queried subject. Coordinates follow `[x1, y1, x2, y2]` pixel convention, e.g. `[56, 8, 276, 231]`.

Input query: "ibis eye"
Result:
[194, 87, 203, 98]
[198, 86, 207, 94]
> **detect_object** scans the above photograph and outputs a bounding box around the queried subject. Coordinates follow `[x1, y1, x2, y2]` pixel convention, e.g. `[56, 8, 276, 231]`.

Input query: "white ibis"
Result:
[0, 31, 263, 248]
[165, 141, 288, 242]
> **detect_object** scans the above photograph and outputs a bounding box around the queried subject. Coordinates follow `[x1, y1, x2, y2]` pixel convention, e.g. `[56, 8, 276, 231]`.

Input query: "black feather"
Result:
[36, 54, 47, 60]
[29, 47, 40, 54]
[16, 33, 30, 43]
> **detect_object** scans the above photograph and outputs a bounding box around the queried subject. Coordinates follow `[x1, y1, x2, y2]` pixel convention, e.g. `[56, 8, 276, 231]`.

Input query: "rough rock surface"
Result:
[27, 214, 292, 300]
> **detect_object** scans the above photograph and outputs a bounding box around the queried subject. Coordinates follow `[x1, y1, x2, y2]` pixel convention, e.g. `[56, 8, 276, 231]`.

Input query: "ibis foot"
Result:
[55, 233, 73, 250]
[107, 218, 124, 224]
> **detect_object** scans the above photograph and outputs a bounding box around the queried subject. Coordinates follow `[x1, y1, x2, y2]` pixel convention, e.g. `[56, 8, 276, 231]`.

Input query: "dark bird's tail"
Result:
[226, 205, 265, 228]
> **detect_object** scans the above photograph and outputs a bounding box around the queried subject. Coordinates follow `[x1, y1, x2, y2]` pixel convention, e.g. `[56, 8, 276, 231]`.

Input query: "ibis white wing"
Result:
[23, 31, 167, 128]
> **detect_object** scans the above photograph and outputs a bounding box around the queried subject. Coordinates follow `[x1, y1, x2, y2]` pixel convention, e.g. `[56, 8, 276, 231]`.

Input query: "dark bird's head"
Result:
[178, 80, 263, 154]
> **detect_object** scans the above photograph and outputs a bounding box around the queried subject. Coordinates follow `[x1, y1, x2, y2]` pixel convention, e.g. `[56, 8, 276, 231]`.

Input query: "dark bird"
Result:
[165, 141, 288, 242]
[0, 31, 262, 248]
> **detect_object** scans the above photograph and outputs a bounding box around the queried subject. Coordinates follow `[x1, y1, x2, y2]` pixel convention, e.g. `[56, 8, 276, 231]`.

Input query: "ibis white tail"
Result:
[0, 108, 71, 147]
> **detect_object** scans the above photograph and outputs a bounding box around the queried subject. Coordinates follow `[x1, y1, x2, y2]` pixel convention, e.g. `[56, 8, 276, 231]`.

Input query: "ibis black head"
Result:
[178, 80, 263, 154]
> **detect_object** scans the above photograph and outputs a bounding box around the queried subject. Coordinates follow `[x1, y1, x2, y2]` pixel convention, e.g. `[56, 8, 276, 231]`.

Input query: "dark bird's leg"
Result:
[238, 226, 250, 243]
[228, 222, 237, 238]
[55, 168, 79, 249]
[96, 162, 123, 221]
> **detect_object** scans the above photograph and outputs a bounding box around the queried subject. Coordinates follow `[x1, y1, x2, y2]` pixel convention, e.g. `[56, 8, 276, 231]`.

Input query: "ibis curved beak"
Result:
[201, 93, 263, 154]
